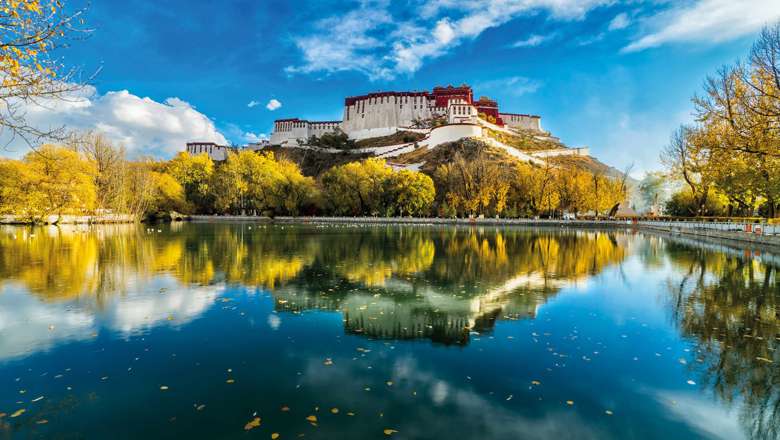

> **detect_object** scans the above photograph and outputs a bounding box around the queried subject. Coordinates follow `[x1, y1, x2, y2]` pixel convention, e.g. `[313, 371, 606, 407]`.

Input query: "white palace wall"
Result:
[500, 113, 542, 131]
[268, 87, 544, 146]
[341, 94, 445, 139]
[270, 120, 342, 146]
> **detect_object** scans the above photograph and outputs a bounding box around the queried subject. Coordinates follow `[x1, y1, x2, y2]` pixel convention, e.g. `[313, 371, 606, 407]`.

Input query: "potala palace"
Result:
[270, 84, 542, 145]
[186, 84, 589, 164]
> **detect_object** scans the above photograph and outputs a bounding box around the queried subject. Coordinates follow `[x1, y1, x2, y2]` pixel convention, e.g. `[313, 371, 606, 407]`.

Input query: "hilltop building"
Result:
[270, 84, 542, 146]
[185, 140, 270, 161]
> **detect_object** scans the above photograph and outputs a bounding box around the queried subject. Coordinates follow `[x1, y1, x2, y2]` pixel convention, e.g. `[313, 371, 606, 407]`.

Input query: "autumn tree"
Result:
[663, 21, 780, 218]
[386, 169, 435, 216]
[209, 150, 315, 216]
[167, 151, 214, 213]
[1, 0, 90, 146]
[322, 158, 433, 217]
[19, 144, 96, 221]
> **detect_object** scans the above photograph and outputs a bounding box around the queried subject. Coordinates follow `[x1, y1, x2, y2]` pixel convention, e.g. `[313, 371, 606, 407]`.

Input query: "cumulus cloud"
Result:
[286, 0, 611, 80]
[265, 99, 282, 111]
[608, 12, 630, 31]
[1, 85, 227, 159]
[623, 0, 780, 53]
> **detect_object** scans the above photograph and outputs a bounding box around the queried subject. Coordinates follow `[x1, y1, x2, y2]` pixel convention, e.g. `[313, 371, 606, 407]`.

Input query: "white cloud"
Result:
[1, 85, 227, 159]
[247, 100, 260, 108]
[623, 0, 780, 53]
[265, 98, 282, 111]
[608, 12, 630, 31]
[511, 33, 553, 48]
[223, 123, 267, 144]
[476, 76, 542, 96]
[286, 0, 612, 80]
[654, 390, 745, 440]
[267, 314, 281, 330]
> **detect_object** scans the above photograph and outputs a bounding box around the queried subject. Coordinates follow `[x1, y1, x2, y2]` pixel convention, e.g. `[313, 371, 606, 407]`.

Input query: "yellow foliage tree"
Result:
[19, 144, 97, 221]
[1, 0, 89, 144]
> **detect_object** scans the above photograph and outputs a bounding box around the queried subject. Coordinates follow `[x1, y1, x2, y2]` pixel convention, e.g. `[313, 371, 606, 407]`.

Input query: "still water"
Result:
[0, 223, 777, 439]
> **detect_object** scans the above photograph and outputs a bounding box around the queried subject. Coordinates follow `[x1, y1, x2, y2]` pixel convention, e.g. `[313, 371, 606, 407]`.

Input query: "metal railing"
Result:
[633, 217, 778, 236]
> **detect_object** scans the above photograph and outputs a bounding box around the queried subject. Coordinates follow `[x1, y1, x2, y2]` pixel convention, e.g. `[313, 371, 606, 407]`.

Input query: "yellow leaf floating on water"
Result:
[384, 429, 398, 435]
[226, 379, 235, 384]
[10, 409, 25, 418]
[306, 415, 318, 423]
[330, 408, 339, 414]
[756, 357, 773, 363]
[271, 434, 280, 439]
[566, 401, 574, 406]
[347, 412, 355, 416]
[531, 380, 541, 386]
[280, 405, 290, 412]
[244, 417, 261, 431]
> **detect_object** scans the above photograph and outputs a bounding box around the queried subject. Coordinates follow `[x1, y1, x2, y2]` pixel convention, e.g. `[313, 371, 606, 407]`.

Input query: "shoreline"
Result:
[189, 215, 780, 250]
[3, 214, 777, 251]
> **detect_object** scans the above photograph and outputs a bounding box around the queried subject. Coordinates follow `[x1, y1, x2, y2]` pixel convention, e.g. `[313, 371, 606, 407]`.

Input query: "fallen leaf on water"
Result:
[756, 357, 773, 363]
[347, 412, 355, 416]
[271, 434, 280, 439]
[386, 381, 393, 386]
[566, 401, 574, 406]
[605, 410, 613, 415]
[160, 386, 169, 391]
[226, 379, 235, 384]
[686, 380, 696, 385]
[281, 405, 290, 412]
[323, 359, 333, 366]
[196, 404, 206, 411]
[244, 417, 261, 431]
[306, 415, 318, 423]
[36, 419, 48, 425]
[330, 408, 339, 414]
[383, 429, 398, 435]
[531, 380, 541, 386]
[10, 409, 25, 418]
[0, 413, 6, 418]
[31, 396, 44, 402]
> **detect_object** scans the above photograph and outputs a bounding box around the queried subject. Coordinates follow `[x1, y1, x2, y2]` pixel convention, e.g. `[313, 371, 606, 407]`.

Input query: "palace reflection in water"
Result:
[0, 223, 776, 439]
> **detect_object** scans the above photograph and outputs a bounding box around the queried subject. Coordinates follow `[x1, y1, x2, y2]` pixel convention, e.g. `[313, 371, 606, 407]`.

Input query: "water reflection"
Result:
[0, 225, 628, 349]
[0, 223, 777, 439]
[662, 240, 779, 440]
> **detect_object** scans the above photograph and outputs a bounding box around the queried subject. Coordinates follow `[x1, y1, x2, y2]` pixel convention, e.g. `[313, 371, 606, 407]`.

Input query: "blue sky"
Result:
[12, 0, 780, 174]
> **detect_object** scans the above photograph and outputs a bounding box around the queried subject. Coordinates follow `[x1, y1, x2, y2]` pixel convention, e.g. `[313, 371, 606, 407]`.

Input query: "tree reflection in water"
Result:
[662, 241, 779, 440]
[1, 223, 778, 438]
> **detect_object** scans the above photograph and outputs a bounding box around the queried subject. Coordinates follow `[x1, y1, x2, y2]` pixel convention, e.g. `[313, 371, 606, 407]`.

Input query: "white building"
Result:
[185, 142, 233, 161]
[269, 118, 342, 146]
[499, 113, 542, 131]
[266, 84, 543, 146]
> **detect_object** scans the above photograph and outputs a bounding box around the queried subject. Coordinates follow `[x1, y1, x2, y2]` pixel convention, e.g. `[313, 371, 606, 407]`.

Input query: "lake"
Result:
[0, 223, 777, 439]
